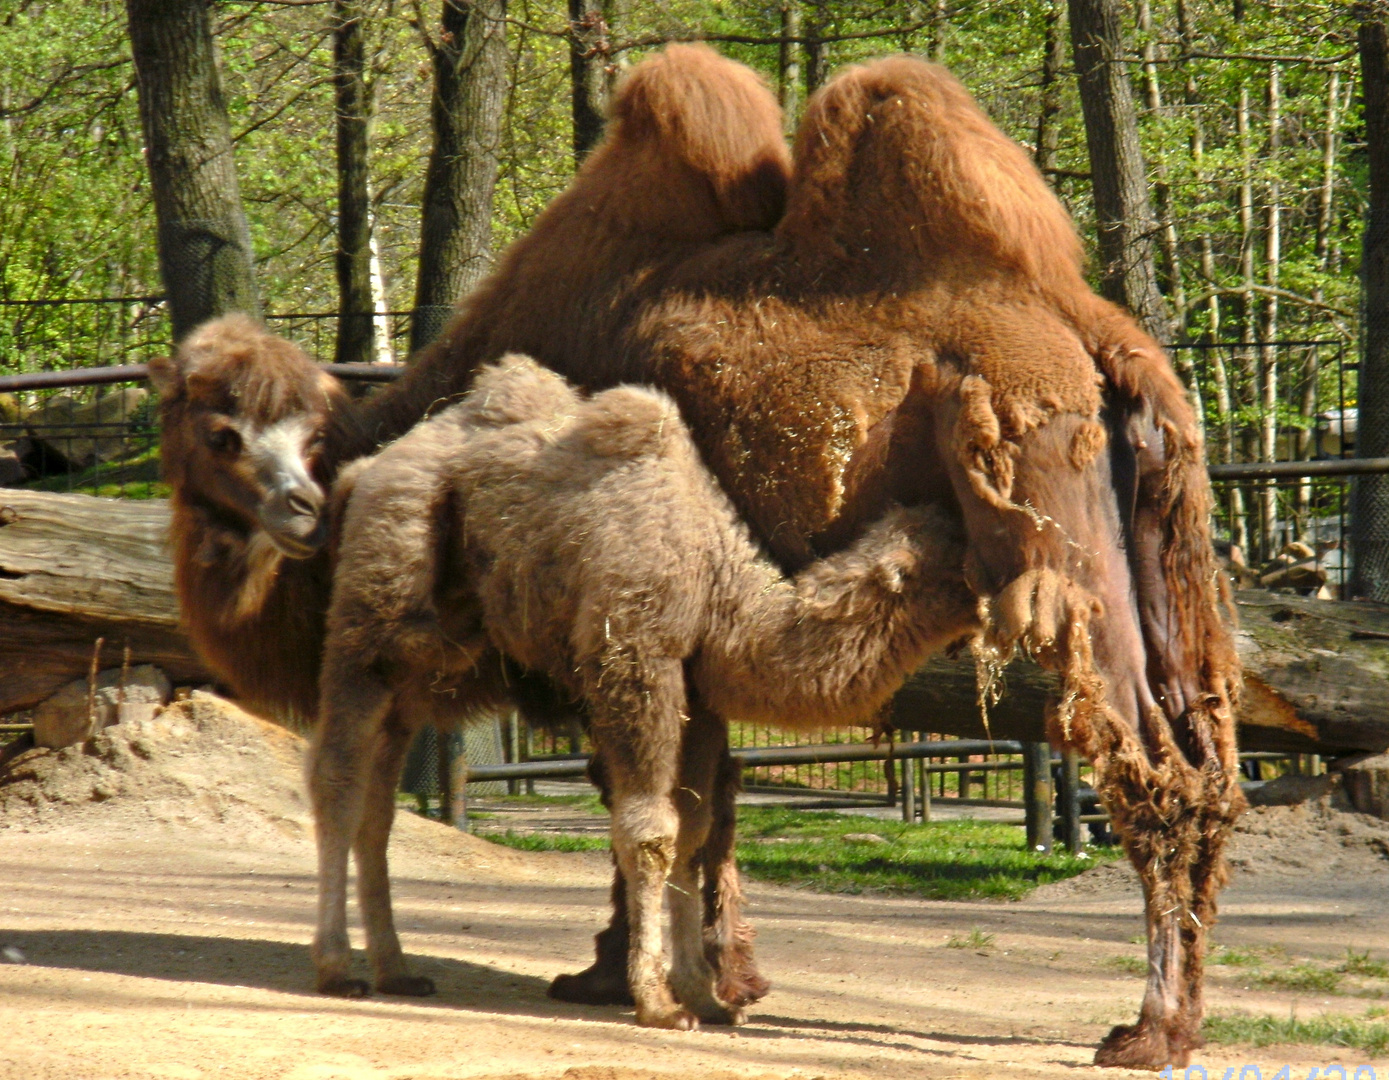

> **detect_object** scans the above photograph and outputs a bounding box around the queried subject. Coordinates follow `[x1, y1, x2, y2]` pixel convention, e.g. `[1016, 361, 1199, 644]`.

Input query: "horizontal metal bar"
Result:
[0, 364, 150, 391]
[1208, 457, 1389, 480]
[321, 363, 404, 381]
[466, 739, 1024, 783]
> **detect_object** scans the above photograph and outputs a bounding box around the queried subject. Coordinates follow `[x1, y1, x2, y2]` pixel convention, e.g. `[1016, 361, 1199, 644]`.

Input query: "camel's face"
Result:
[153, 316, 341, 559]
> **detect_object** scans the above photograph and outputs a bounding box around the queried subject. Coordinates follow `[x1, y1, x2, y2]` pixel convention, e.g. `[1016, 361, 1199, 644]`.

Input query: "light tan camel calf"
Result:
[312, 355, 977, 1028]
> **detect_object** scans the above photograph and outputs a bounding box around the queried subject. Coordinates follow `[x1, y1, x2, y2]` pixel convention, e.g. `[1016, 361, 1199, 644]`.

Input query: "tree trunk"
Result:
[929, 0, 947, 61]
[1236, 83, 1258, 558]
[333, 0, 375, 367]
[1067, 0, 1173, 343]
[1035, 0, 1065, 184]
[1354, 13, 1389, 600]
[779, 2, 801, 137]
[803, 2, 826, 95]
[1259, 65, 1282, 552]
[568, 0, 607, 164]
[1137, 0, 1186, 333]
[125, 0, 260, 341]
[411, 0, 508, 353]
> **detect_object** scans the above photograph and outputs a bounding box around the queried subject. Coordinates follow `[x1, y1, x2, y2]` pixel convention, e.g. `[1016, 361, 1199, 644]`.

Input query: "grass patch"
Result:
[1211, 945, 1264, 968]
[479, 803, 1121, 901]
[724, 806, 1119, 901]
[1104, 954, 1147, 976]
[1204, 1011, 1389, 1055]
[1340, 948, 1389, 980]
[485, 830, 610, 853]
[1254, 963, 1343, 994]
[946, 928, 995, 950]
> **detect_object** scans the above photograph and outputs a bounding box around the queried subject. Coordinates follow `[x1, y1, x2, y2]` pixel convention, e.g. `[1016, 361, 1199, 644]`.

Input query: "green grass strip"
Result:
[481, 804, 1121, 902]
[1203, 1011, 1389, 1056]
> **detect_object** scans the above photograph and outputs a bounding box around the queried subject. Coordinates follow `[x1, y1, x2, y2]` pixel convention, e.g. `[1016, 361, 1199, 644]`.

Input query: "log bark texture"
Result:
[0, 491, 207, 714]
[4, 494, 1389, 757]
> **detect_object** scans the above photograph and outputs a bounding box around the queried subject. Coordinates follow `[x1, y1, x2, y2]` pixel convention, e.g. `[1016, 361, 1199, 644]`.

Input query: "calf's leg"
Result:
[309, 672, 394, 997]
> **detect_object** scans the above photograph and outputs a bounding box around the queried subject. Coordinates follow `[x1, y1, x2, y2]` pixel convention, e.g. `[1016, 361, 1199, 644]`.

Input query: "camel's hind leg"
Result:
[701, 737, 770, 1008]
[309, 672, 394, 997]
[353, 704, 436, 996]
[588, 655, 694, 1030]
[939, 395, 1241, 1070]
[666, 704, 744, 1025]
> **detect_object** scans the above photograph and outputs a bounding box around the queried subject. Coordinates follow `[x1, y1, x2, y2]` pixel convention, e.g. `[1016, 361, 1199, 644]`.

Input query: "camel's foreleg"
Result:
[309, 671, 394, 997]
[590, 655, 696, 1030]
[353, 708, 436, 996]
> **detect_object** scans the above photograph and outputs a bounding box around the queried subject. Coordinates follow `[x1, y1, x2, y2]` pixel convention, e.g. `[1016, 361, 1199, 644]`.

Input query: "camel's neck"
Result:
[170, 497, 330, 722]
[697, 507, 976, 730]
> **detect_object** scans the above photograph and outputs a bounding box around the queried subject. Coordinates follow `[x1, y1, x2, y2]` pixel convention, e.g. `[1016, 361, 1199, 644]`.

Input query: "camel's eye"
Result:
[206, 425, 242, 456]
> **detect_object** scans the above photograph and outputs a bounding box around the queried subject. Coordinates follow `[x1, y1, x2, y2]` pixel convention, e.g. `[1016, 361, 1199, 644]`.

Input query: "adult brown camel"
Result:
[344, 48, 1241, 1069]
[313, 355, 975, 1027]
[161, 43, 1238, 1067]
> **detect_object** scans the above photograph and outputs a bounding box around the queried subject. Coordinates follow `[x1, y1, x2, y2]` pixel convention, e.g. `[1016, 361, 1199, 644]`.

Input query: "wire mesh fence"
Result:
[1175, 339, 1354, 596]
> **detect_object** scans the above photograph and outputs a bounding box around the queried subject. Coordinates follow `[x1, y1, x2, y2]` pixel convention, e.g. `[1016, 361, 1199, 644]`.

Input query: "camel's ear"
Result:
[147, 354, 181, 398]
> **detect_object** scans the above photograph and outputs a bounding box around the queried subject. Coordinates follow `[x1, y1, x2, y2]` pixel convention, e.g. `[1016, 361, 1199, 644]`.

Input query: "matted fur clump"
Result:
[310, 356, 977, 1029]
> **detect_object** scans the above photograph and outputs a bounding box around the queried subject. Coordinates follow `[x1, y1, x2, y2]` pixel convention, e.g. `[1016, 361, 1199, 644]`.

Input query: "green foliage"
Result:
[1210, 945, 1265, 968]
[486, 829, 610, 853]
[1104, 954, 1148, 976]
[1340, 948, 1389, 979]
[1203, 1010, 1389, 1055]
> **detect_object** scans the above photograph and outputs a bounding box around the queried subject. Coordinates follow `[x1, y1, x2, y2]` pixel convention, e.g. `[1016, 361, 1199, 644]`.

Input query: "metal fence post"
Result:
[1022, 741, 1053, 853]
[1058, 749, 1082, 855]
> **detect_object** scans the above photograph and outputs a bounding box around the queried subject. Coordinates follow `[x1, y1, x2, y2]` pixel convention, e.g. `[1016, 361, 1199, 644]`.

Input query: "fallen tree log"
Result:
[0, 490, 208, 713]
[3, 492, 1387, 756]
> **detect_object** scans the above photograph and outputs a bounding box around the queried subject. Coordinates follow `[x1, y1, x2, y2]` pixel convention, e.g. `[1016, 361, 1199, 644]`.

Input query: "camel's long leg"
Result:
[937, 396, 1240, 1070]
[701, 734, 770, 1008]
[666, 704, 743, 1025]
[588, 655, 693, 1030]
[353, 708, 435, 995]
[309, 672, 394, 997]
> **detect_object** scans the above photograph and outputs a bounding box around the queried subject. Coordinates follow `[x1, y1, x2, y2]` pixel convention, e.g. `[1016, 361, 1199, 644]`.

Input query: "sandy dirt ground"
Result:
[2, 693, 1387, 1080]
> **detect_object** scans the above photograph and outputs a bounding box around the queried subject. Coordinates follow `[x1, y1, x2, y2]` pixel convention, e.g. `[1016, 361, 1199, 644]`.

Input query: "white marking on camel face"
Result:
[240, 414, 328, 558]
[243, 415, 320, 498]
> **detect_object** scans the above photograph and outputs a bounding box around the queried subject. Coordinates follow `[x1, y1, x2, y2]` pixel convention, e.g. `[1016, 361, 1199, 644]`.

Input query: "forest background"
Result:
[0, 0, 1385, 571]
[0, 0, 1366, 348]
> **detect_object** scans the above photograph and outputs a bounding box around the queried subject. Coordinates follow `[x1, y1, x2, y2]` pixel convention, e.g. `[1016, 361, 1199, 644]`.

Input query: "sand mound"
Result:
[1033, 793, 1389, 901]
[0, 691, 543, 875]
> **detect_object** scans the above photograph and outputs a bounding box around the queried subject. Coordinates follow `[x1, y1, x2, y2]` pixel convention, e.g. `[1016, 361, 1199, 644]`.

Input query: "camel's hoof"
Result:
[548, 968, 634, 1006]
[318, 976, 371, 998]
[716, 969, 770, 1008]
[377, 974, 437, 997]
[637, 1006, 699, 1031]
[698, 1003, 746, 1027]
[1094, 1022, 1189, 1071]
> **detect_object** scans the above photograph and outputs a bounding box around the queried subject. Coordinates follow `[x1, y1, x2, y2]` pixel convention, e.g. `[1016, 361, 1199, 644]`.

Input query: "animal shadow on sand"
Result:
[0, 928, 575, 1018]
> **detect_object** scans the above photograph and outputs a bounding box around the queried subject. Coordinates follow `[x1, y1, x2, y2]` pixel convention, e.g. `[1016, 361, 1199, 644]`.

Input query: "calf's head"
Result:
[151, 314, 347, 558]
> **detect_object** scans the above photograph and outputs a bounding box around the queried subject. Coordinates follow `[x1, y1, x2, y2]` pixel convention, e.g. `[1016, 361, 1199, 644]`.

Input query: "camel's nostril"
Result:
[286, 490, 320, 518]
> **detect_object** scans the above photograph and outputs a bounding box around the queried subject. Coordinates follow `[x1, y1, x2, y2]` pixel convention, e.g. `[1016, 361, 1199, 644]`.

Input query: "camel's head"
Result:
[151, 314, 347, 558]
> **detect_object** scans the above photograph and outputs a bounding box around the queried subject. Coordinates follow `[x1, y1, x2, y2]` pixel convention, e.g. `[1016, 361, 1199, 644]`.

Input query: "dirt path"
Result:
[2, 695, 1386, 1080]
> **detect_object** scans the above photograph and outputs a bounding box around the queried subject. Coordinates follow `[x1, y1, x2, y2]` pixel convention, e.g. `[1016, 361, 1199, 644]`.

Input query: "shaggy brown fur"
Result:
[162, 43, 1239, 1066]
[311, 357, 976, 1027]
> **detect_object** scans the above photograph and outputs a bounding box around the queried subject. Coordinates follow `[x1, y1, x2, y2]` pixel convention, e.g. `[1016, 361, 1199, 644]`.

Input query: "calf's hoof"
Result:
[1094, 1022, 1189, 1071]
[696, 1003, 746, 1027]
[318, 975, 372, 998]
[377, 974, 436, 996]
[548, 966, 635, 1006]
